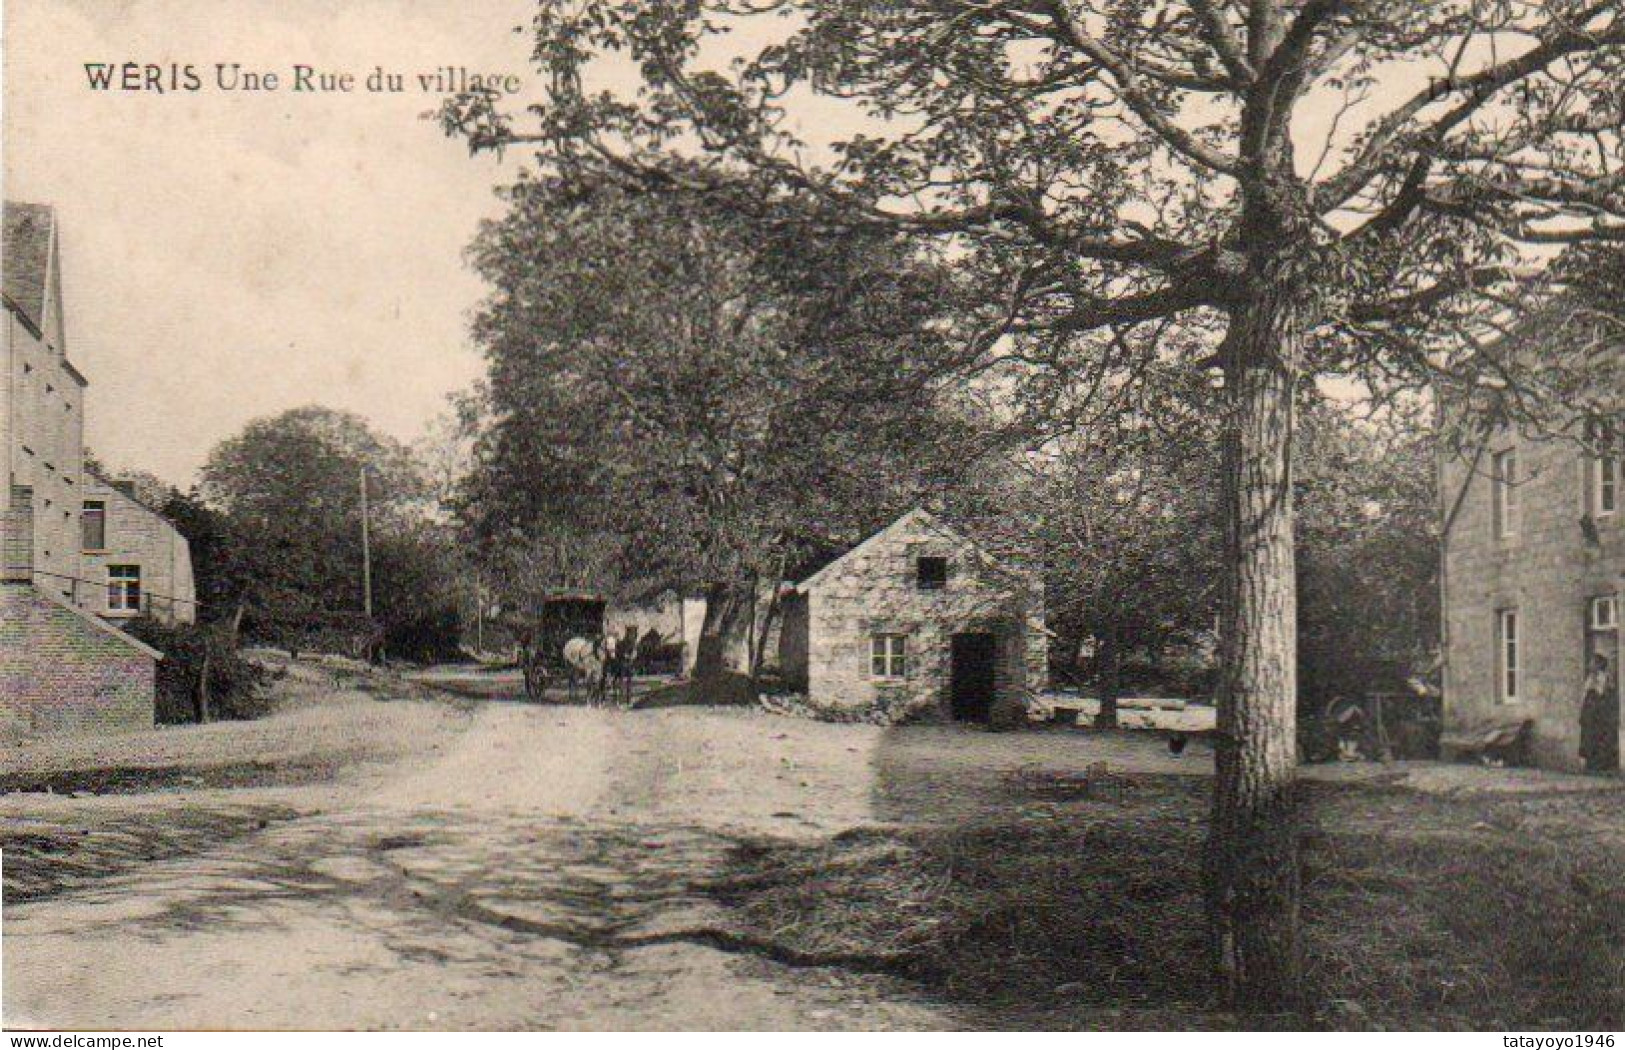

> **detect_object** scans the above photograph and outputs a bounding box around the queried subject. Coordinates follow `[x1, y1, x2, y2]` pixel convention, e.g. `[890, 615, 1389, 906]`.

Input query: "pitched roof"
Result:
[3, 201, 54, 334]
[84, 469, 179, 525]
[0, 581, 164, 660]
[795, 507, 1034, 595]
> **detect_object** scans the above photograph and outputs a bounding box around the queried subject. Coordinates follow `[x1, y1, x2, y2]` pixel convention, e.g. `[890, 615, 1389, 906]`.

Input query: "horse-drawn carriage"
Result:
[498, 592, 638, 704]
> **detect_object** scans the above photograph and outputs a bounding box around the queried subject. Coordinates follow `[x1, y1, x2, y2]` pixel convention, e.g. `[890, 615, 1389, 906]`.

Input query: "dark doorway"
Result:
[950, 632, 998, 722]
[1583, 626, 1620, 773]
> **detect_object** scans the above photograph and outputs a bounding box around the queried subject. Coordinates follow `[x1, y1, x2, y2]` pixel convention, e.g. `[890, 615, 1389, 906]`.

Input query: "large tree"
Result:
[199, 406, 436, 655]
[443, 0, 1625, 1006]
[459, 178, 989, 692]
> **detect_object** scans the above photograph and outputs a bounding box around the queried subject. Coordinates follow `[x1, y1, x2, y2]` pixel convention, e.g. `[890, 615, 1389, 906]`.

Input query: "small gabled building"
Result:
[778, 508, 1047, 723]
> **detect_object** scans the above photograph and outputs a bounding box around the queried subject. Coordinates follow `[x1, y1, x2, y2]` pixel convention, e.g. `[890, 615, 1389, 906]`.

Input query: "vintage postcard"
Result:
[3, 0, 1623, 1038]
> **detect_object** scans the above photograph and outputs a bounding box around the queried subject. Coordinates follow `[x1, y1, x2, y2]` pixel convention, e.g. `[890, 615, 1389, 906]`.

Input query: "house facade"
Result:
[779, 508, 1047, 723]
[2, 201, 175, 737]
[2, 202, 88, 599]
[81, 473, 197, 624]
[1441, 422, 1624, 771]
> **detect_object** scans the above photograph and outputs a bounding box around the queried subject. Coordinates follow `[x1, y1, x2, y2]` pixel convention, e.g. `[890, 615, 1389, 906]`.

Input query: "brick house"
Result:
[1440, 416, 1624, 771]
[778, 508, 1047, 723]
[81, 472, 197, 625]
[2, 201, 166, 737]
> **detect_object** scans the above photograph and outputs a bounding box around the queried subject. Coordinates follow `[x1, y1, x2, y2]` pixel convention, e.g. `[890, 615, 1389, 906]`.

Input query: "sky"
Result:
[0, 2, 1506, 487]
[3, 0, 540, 485]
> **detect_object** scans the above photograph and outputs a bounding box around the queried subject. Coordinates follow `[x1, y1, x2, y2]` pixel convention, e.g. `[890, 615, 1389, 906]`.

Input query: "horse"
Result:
[604, 625, 639, 706]
[562, 636, 606, 703]
[563, 630, 640, 706]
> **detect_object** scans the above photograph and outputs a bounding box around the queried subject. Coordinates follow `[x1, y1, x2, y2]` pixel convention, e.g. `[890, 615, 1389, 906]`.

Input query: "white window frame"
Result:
[871, 634, 908, 680]
[1594, 454, 1619, 518]
[107, 564, 142, 614]
[1591, 595, 1619, 632]
[1497, 609, 1520, 704]
[1492, 449, 1519, 540]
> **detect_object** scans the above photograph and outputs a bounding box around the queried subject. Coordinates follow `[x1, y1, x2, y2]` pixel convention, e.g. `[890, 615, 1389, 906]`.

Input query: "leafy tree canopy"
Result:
[459, 176, 999, 610]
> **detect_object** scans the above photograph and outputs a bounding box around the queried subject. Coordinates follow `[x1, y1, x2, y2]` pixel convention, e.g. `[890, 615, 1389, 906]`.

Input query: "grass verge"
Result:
[713, 775, 1625, 1030]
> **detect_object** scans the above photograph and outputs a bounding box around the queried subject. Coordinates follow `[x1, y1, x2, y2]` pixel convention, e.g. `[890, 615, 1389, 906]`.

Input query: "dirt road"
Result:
[10, 666, 1617, 1031]
[6, 697, 1068, 1030]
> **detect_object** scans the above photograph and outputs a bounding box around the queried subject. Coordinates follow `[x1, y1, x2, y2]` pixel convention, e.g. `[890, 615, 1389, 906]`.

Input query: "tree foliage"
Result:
[198, 406, 455, 658]
[1296, 400, 1442, 711]
[442, 0, 1625, 1007]
[459, 177, 994, 675]
[1029, 398, 1223, 719]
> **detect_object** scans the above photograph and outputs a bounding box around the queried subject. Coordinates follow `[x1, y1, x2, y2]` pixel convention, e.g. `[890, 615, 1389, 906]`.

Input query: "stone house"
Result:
[2, 202, 88, 598]
[778, 508, 1047, 722]
[2, 201, 172, 737]
[1440, 411, 1624, 771]
[81, 472, 197, 625]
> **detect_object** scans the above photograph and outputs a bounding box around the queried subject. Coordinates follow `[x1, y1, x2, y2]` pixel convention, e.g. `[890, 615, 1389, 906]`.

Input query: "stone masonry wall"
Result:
[4, 310, 87, 604]
[1442, 431, 1625, 770]
[81, 475, 197, 625]
[0, 582, 157, 739]
[802, 512, 1047, 721]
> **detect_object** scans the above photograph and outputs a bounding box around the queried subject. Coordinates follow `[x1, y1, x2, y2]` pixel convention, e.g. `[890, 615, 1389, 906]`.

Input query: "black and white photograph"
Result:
[2, 0, 1624, 1036]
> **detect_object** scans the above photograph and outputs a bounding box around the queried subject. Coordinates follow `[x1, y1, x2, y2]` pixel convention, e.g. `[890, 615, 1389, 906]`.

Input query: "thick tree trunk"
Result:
[196, 642, 212, 724]
[1204, 286, 1305, 1013]
[750, 589, 783, 680]
[692, 580, 755, 704]
[1096, 634, 1122, 730]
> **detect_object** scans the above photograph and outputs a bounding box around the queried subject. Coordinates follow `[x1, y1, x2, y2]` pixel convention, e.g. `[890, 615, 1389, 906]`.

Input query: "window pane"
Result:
[82, 502, 105, 549]
[1502, 611, 1517, 701]
[108, 566, 140, 611]
[872, 634, 906, 678]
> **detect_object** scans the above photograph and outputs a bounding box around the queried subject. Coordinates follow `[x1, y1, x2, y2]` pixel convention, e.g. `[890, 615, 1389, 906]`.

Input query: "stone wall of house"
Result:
[0, 582, 157, 739]
[801, 512, 1046, 721]
[3, 309, 87, 605]
[80, 475, 197, 624]
[1442, 431, 1625, 770]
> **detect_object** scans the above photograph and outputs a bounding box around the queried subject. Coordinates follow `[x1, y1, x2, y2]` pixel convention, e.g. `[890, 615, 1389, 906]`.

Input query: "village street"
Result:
[1, 662, 1211, 1031]
[7, 660, 1625, 1031]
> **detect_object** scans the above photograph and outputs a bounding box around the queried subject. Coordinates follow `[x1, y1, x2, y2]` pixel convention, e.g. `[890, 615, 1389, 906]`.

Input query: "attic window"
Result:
[916, 556, 948, 591]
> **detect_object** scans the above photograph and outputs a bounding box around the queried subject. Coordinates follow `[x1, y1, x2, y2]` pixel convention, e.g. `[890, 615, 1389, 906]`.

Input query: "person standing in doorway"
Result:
[1580, 653, 1620, 774]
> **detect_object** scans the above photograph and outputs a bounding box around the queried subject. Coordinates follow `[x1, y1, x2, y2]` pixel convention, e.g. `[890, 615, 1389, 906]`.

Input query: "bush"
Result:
[121, 617, 271, 723]
[383, 604, 464, 665]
